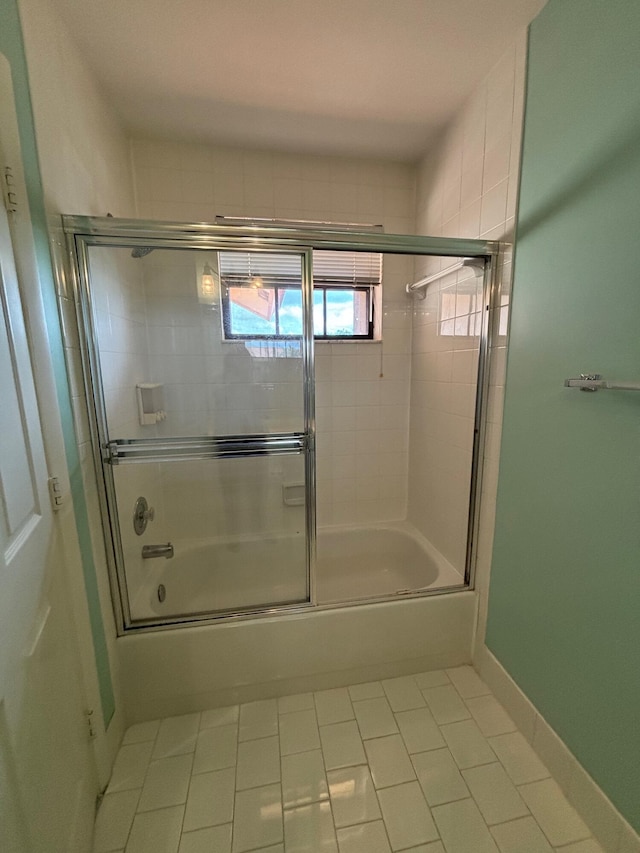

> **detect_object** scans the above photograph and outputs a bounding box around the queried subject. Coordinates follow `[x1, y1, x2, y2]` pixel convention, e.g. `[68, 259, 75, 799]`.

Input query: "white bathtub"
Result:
[130, 521, 463, 620]
[119, 590, 477, 722]
[119, 522, 473, 722]
[316, 522, 463, 603]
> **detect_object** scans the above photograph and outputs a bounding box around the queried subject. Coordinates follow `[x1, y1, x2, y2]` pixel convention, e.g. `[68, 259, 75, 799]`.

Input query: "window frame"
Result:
[221, 282, 375, 341]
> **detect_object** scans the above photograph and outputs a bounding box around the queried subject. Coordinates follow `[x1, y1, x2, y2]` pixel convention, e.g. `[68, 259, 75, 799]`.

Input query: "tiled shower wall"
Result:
[130, 143, 416, 526]
[409, 37, 527, 577]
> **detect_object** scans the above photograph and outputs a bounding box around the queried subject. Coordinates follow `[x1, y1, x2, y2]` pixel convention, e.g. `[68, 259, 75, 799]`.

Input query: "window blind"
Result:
[219, 250, 382, 287]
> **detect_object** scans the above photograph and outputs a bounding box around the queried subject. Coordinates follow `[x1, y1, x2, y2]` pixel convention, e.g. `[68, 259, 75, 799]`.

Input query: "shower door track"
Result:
[63, 215, 501, 634]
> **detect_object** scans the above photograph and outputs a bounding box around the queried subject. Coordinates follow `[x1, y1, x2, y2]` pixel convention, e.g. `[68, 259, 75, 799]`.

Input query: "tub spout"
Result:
[142, 543, 174, 559]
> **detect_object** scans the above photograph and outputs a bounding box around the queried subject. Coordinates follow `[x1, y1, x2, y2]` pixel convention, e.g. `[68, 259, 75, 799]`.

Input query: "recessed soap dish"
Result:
[136, 383, 166, 426]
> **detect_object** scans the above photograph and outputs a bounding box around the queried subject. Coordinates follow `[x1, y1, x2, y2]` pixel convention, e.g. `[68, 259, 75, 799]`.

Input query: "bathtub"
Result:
[120, 522, 473, 722]
[316, 522, 463, 603]
[130, 521, 464, 620]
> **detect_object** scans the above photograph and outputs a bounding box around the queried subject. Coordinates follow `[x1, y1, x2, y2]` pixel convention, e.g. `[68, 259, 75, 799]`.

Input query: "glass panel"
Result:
[279, 288, 303, 335]
[114, 453, 308, 621]
[323, 288, 369, 336]
[228, 286, 277, 336]
[313, 288, 325, 335]
[325, 288, 355, 336]
[315, 253, 479, 604]
[86, 246, 305, 439]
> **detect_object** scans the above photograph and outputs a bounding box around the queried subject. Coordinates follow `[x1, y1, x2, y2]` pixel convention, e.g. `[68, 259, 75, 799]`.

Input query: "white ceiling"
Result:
[54, 0, 547, 161]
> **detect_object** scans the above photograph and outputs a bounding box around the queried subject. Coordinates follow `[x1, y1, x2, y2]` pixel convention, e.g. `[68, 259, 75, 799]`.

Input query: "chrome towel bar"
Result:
[564, 374, 640, 392]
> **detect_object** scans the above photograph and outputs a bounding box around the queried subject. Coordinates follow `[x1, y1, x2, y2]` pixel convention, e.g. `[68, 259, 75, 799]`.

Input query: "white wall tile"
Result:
[130, 141, 415, 529]
[410, 33, 527, 580]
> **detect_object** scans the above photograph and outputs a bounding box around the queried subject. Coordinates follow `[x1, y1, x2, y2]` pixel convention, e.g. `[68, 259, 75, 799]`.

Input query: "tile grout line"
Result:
[104, 670, 604, 853]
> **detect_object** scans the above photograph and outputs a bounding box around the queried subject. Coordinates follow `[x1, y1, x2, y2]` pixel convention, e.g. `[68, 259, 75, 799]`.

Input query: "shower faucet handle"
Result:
[133, 496, 155, 535]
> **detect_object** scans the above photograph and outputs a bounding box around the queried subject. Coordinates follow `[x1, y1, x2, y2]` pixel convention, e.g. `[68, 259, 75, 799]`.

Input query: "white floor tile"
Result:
[381, 676, 426, 712]
[336, 820, 391, 853]
[282, 749, 329, 809]
[238, 700, 278, 741]
[284, 801, 338, 853]
[348, 682, 384, 701]
[153, 714, 200, 759]
[352, 698, 398, 740]
[178, 824, 232, 853]
[126, 805, 184, 853]
[377, 782, 439, 850]
[519, 779, 591, 847]
[280, 708, 320, 755]
[200, 706, 238, 730]
[232, 784, 283, 852]
[278, 693, 314, 714]
[93, 789, 140, 852]
[138, 753, 193, 812]
[432, 798, 499, 853]
[328, 765, 381, 828]
[489, 816, 553, 853]
[446, 666, 491, 699]
[488, 732, 550, 785]
[465, 695, 517, 737]
[414, 671, 450, 690]
[183, 768, 235, 831]
[108, 741, 154, 793]
[100, 677, 606, 853]
[440, 720, 496, 769]
[192, 724, 237, 774]
[461, 762, 529, 825]
[122, 720, 161, 746]
[412, 747, 469, 806]
[422, 685, 471, 725]
[365, 734, 416, 789]
[320, 722, 366, 771]
[395, 708, 445, 754]
[236, 736, 280, 790]
[315, 688, 355, 726]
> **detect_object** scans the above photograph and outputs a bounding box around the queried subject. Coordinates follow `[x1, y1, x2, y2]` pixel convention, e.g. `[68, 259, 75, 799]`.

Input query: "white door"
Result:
[0, 58, 98, 853]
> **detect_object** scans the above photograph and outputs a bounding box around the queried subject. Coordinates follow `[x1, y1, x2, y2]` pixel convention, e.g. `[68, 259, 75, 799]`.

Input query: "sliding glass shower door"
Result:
[77, 241, 314, 627]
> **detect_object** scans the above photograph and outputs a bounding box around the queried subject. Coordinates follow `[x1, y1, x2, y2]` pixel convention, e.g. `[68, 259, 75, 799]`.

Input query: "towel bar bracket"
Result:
[564, 374, 640, 392]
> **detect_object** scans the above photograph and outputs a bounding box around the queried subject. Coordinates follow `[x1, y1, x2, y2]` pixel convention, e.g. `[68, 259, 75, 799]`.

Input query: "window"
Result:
[220, 250, 381, 340]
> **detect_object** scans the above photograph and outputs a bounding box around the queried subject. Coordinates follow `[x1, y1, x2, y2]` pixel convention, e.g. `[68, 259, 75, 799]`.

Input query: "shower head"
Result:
[131, 247, 154, 259]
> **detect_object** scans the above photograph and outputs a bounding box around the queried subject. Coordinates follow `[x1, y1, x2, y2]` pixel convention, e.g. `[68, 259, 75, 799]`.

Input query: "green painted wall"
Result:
[487, 0, 640, 831]
[0, 0, 115, 724]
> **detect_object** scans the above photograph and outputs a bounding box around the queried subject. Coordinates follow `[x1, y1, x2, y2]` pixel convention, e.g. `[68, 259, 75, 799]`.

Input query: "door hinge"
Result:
[3, 165, 18, 213]
[85, 709, 98, 740]
[47, 476, 64, 512]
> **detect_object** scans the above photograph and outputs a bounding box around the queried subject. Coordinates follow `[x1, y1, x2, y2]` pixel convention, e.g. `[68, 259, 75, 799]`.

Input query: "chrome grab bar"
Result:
[142, 543, 174, 560]
[104, 432, 308, 464]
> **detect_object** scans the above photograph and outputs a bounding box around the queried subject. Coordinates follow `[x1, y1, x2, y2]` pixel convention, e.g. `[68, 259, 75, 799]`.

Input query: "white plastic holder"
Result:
[282, 482, 305, 506]
[136, 383, 166, 425]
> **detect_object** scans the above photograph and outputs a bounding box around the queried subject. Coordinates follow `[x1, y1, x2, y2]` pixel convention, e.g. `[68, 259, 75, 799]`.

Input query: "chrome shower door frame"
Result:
[66, 226, 315, 631]
[64, 215, 500, 633]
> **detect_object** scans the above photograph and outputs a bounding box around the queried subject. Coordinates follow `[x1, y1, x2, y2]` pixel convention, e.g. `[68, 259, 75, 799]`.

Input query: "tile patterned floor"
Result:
[93, 666, 603, 853]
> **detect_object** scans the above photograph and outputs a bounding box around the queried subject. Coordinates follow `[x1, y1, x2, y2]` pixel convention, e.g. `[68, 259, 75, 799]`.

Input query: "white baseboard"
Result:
[476, 646, 640, 853]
